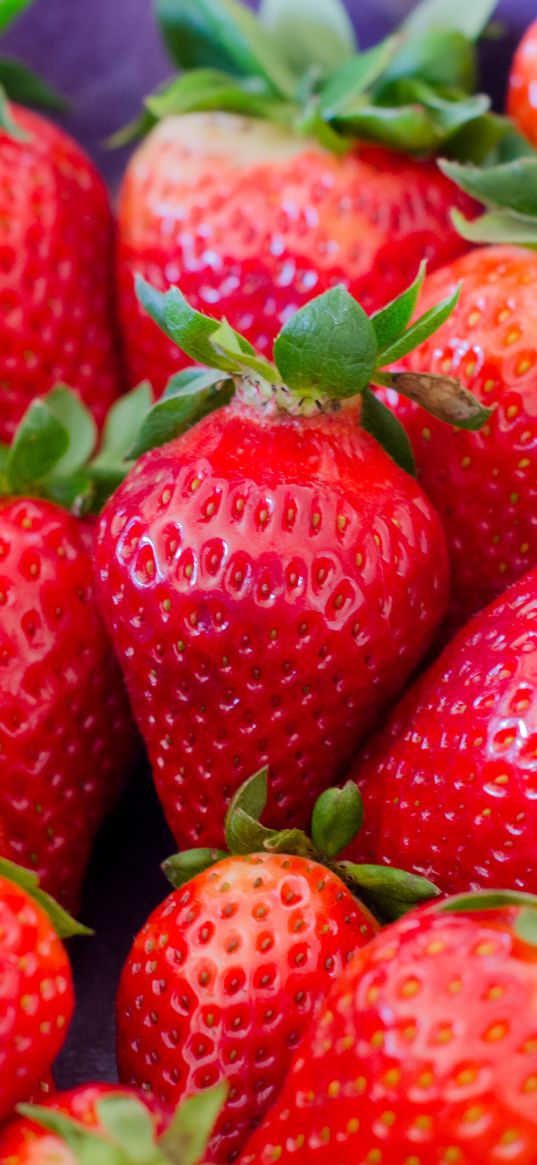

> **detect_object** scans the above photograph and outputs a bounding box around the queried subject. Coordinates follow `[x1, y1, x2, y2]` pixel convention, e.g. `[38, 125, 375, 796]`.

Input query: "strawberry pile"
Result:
[3, 0, 537, 1161]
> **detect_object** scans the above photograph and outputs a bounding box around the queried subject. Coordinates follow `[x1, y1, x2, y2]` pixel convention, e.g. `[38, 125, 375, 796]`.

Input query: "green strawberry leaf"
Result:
[5, 398, 70, 489]
[93, 381, 153, 467]
[160, 1082, 228, 1165]
[440, 890, 537, 913]
[311, 783, 363, 859]
[226, 807, 280, 854]
[145, 69, 290, 124]
[380, 369, 492, 431]
[514, 907, 537, 949]
[371, 261, 426, 353]
[440, 156, 537, 216]
[273, 285, 377, 400]
[225, 766, 268, 835]
[318, 37, 399, 119]
[0, 57, 66, 110]
[259, 0, 357, 77]
[136, 276, 258, 376]
[129, 369, 235, 460]
[210, 320, 280, 382]
[361, 387, 416, 476]
[0, 0, 34, 33]
[337, 861, 441, 920]
[375, 282, 461, 367]
[380, 29, 476, 94]
[0, 858, 92, 939]
[44, 387, 98, 479]
[107, 105, 157, 149]
[451, 207, 537, 247]
[97, 1096, 159, 1161]
[163, 848, 229, 889]
[0, 82, 27, 138]
[332, 86, 488, 155]
[155, 0, 296, 98]
[402, 0, 498, 40]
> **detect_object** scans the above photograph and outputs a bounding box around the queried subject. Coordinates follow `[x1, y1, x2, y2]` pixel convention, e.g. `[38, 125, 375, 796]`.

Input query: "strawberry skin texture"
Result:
[117, 112, 475, 393]
[0, 498, 137, 908]
[117, 851, 378, 1163]
[95, 401, 448, 849]
[389, 244, 537, 626]
[238, 904, 537, 1165]
[0, 873, 73, 1123]
[0, 1084, 157, 1164]
[345, 566, 537, 896]
[0, 105, 123, 443]
[508, 19, 537, 148]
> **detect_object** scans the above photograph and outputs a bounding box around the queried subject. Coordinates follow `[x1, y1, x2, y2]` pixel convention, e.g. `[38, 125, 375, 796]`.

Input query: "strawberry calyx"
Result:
[115, 0, 507, 162]
[163, 769, 441, 924]
[440, 150, 537, 247]
[0, 857, 92, 939]
[132, 267, 490, 475]
[0, 382, 154, 516]
[18, 1084, 227, 1165]
[435, 890, 537, 948]
[0, 0, 66, 138]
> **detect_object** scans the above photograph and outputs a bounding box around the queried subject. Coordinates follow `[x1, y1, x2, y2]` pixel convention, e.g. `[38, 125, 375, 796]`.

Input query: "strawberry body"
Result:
[117, 112, 474, 394]
[0, 105, 122, 442]
[95, 399, 448, 849]
[346, 567, 537, 895]
[0, 873, 73, 1122]
[0, 1085, 157, 1164]
[508, 19, 537, 148]
[388, 244, 537, 625]
[238, 901, 537, 1165]
[117, 851, 377, 1163]
[0, 497, 136, 907]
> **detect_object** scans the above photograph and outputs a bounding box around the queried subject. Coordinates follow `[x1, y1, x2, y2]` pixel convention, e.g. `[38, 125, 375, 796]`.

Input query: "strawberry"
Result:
[0, 1081, 224, 1164]
[0, 858, 85, 1123]
[95, 271, 489, 851]
[346, 566, 537, 897]
[238, 892, 537, 1165]
[0, 384, 153, 907]
[115, 0, 499, 393]
[384, 155, 537, 625]
[508, 18, 537, 148]
[116, 771, 438, 1163]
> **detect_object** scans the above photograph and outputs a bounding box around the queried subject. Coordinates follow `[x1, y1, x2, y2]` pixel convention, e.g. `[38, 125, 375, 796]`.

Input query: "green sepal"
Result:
[259, 0, 357, 77]
[0, 0, 35, 34]
[439, 890, 537, 913]
[0, 857, 92, 939]
[514, 908, 537, 948]
[337, 860, 441, 921]
[402, 0, 499, 40]
[311, 783, 364, 858]
[374, 281, 461, 367]
[331, 85, 489, 157]
[0, 82, 27, 138]
[145, 68, 291, 125]
[380, 369, 493, 431]
[129, 369, 235, 460]
[451, 208, 537, 248]
[160, 1082, 228, 1165]
[163, 848, 229, 889]
[211, 320, 280, 382]
[224, 766, 272, 853]
[361, 388, 416, 476]
[0, 57, 67, 110]
[440, 156, 537, 217]
[92, 381, 154, 469]
[273, 285, 377, 400]
[5, 397, 72, 488]
[318, 37, 399, 119]
[380, 29, 477, 94]
[371, 261, 426, 353]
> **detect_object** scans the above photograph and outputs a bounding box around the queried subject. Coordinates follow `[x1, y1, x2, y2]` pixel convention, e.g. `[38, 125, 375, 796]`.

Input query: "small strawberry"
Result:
[0, 384, 152, 906]
[0, 0, 123, 442]
[384, 156, 537, 625]
[508, 18, 537, 148]
[116, 771, 438, 1164]
[115, 0, 497, 393]
[238, 892, 537, 1165]
[346, 566, 537, 897]
[0, 1081, 224, 1164]
[0, 858, 85, 1123]
[96, 271, 487, 851]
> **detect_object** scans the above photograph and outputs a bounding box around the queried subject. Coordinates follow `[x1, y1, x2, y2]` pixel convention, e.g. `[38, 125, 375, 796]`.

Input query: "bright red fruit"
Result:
[0, 870, 73, 1122]
[0, 105, 122, 443]
[0, 497, 136, 907]
[508, 19, 537, 148]
[117, 851, 377, 1163]
[238, 896, 537, 1165]
[346, 566, 537, 896]
[388, 244, 537, 625]
[118, 114, 474, 394]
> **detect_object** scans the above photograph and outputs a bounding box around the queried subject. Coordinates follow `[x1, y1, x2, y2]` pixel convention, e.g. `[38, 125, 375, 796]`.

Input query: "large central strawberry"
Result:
[95, 271, 487, 850]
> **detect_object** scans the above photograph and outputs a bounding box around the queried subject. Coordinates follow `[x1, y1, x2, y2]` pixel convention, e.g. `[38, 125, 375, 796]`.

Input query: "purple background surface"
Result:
[3, 0, 534, 187]
[1, 0, 533, 1088]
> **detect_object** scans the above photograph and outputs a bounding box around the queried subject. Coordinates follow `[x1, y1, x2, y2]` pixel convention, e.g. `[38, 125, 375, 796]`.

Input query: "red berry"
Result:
[508, 19, 537, 149]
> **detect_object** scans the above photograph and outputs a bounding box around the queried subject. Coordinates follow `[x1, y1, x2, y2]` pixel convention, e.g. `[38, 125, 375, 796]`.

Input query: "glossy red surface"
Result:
[0, 106, 122, 443]
[347, 566, 537, 895]
[238, 905, 537, 1164]
[117, 115, 475, 394]
[95, 400, 448, 850]
[508, 18, 537, 147]
[0, 498, 137, 907]
[117, 851, 377, 1163]
[389, 245, 537, 626]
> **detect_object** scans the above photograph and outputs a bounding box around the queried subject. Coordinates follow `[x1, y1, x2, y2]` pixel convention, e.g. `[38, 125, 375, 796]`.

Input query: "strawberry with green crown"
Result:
[116, 769, 439, 1164]
[0, 0, 123, 443]
[95, 268, 487, 855]
[115, 0, 506, 394]
[237, 890, 537, 1164]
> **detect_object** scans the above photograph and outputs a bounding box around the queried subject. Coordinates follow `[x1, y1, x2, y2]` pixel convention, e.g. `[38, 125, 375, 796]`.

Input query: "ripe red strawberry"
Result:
[0, 101, 123, 443]
[508, 18, 537, 148]
[238, 893, 537, 1165]
[346, 566, 537, 896]
[0, 1082, 223, 1164]
[93, 268, 492, 851]
[0, 386, 151, 907]
[114, 0, 497, 393]
[0, 860, 80, 1123]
